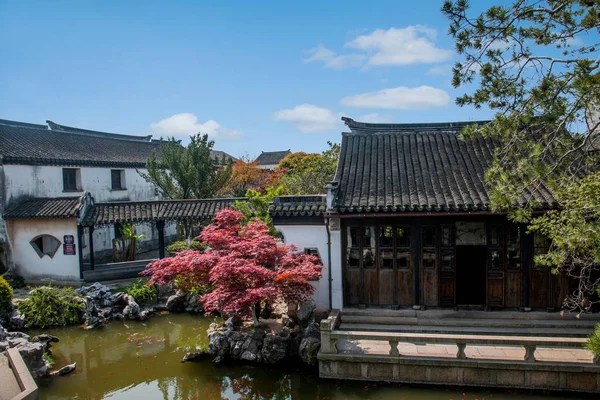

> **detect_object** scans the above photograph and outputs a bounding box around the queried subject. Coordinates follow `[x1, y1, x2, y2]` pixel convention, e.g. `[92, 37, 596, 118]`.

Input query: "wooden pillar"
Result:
[77, 225, 84, 280]
[88, 226, 95, 271]
[522, 227, 532, 308]
[412, 220, 421, 306]
[156, 220, 165, 259]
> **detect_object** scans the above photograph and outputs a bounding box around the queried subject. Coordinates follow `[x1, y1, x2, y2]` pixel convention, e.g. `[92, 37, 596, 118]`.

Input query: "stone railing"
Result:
[319, 310, 594, 365]
[319, 309, 341, 354]
[7, 348, 38, 400]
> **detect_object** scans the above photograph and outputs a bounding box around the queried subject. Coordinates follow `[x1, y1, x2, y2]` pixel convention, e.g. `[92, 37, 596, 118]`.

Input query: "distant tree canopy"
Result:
[277, 142, 340, 195]
[139, 134, 232, 200]
[443, 0, 600, 315]
[220, 157, 268, 197]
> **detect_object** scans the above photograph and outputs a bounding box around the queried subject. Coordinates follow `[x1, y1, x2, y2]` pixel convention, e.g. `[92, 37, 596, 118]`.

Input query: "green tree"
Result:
[279, 142, 340, 195]
[140, 134, 232, 200]
[232, 186, 283, 237]
[442, 0, 600, 312]
[139, 134, 232, 240]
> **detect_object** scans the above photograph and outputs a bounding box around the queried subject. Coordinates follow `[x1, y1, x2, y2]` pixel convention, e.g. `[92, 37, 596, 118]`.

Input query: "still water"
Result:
[37, 314, 580, 400]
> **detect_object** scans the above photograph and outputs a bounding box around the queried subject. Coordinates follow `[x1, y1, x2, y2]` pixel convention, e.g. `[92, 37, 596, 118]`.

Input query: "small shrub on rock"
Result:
[166, 240, 206, 256]
[123, 279, 157, 305]
[18, 286, 84, 328]
[0, 276, 13, 313]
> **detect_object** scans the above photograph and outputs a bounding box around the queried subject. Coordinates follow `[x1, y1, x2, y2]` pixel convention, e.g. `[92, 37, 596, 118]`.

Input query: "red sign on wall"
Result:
[63, 235, 76, 255]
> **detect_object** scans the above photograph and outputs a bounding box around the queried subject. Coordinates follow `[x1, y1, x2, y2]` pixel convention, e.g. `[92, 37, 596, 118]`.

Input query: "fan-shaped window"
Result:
[30, 235, 61, 258]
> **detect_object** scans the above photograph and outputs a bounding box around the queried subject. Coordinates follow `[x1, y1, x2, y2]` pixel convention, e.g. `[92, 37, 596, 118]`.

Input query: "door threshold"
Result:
[456, 304, 485, 311]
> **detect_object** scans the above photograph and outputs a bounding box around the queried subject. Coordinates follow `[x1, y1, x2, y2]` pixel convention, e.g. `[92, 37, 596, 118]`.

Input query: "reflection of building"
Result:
[254, 150, 291, 170]
[0, 118, 235, 282]
[271, 117, 572, 312]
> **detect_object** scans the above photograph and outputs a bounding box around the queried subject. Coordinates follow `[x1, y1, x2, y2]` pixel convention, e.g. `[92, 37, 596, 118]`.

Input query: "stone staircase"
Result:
[339, 308, 599, 338]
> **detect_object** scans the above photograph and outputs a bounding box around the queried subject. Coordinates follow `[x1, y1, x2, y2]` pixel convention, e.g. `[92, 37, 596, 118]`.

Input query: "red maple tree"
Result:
[143, 209, 322, 325]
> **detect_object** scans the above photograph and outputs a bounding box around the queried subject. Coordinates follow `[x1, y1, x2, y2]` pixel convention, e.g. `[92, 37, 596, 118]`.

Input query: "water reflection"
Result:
[37, 314, 581, 400]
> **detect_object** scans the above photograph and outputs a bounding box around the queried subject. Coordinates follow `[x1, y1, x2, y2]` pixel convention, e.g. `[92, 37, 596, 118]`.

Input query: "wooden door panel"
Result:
[531, 269, 549, 308]
[439, 271, 455, 306]
[345, 269, 361, 306]
[423, 269, 438, 306]
[504, 270, 521, 308]
[378, 269, 395, 305]
[363, 269, 378, 305]
[396, 270, 413, 306]
[487, 274, 504, 307]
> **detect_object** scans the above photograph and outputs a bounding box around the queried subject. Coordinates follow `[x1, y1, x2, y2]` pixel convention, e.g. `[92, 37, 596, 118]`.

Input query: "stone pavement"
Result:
[337, 339, 594, 363]
[0, 353, 21, 400]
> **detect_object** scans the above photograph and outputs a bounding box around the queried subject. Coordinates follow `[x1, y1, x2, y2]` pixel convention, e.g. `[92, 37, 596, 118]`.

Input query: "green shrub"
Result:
[586, 324, 600, 356]
[166, 240, 206, 255]
[124, 279, 157, 305]
[18, 286, 84, 328]
[0, 276, 13, 313]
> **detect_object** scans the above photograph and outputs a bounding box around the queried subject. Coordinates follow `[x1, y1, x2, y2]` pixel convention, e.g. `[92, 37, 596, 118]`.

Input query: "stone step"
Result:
[338, 323, 594, 338]
[340, 314, 598, 329]
[341, 308, 600, 321]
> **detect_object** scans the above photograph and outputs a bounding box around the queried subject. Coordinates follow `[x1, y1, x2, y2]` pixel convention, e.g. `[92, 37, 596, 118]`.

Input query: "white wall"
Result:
[6, 218, 80, 282]
[3, 164, 158, 204]
[329, 218, 343, 310]
[1, 165, 171, 260]
[275, 223, 331, 313]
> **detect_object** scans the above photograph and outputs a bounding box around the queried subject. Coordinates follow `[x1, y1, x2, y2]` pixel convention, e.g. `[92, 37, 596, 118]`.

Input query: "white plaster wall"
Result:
[329, 224, 343, 310]
[6, 218, 80, 282]
[3, 165, 158, 204]
[2, 165, 171, 258]
[275, 224, 330, 313]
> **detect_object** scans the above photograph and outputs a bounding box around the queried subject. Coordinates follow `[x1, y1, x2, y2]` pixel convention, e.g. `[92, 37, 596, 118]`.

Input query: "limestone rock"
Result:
[261, 332, 290, 364]
[303, 322, 321, 340]
[298, 337, 321, 366]
[8, 309, 25, 331]
[50, 362, 76, 377]
[181, 352, 209, 363]
[165, 291, 186, 312]
[14, 339, 47, 378]
[297, 300, 316, 327]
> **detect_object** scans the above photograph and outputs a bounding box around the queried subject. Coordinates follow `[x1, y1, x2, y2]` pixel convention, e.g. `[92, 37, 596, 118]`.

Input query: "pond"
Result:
[36, 314, 582, 400]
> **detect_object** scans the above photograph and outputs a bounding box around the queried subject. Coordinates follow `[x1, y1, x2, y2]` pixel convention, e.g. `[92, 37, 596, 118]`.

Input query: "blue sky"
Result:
[0, 0, 502, 158]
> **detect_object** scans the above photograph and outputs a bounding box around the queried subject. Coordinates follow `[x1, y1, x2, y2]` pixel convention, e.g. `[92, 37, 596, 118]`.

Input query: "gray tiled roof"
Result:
[81, 198, 246, 226]
[333, 117, 557, 213]
[0, 119, 236, 168]
[269, 195, 326, 217]
[255, 150, 291, 166]
[3, 197, 83, 219]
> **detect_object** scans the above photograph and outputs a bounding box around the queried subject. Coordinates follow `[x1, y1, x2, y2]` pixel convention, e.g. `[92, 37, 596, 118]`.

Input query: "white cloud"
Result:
[272, 104, 341, 133]
[345, 26, 453, 67]
[148, 113, 242, 139]
[427, 64, 453, 76]
[358, 113, 396, 123]
[304, 45, 366, 69]
[341, 86, 450, 110]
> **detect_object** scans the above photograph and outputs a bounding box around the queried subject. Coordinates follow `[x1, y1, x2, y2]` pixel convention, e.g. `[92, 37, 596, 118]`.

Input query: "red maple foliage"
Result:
[143, 209, 322, 323]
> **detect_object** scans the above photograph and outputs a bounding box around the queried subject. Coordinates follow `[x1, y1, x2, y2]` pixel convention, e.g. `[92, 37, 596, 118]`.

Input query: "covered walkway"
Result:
[77, 197, 245, 280]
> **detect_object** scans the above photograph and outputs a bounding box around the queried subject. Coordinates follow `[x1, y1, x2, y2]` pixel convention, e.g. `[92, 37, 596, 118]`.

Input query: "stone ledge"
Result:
[7, 348, 38, 400]
[319, 356, 600, 393]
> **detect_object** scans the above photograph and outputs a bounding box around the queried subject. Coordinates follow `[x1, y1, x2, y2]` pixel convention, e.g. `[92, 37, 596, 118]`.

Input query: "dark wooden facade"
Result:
[341, 216, 573, 310]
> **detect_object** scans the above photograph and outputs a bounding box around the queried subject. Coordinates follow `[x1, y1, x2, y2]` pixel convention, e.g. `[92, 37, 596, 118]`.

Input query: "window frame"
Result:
[111, 169, 126, 191]
[30, 234, 62, 258]
[62, 168, 80, 192]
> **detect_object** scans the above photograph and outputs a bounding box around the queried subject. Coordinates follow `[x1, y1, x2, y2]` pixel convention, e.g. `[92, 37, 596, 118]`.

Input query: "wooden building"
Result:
[325, 117, 571, 310]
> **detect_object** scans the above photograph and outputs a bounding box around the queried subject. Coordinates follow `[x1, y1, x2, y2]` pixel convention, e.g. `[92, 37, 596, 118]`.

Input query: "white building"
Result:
[0, 118, 235, 283]
[254, 150, 291, 170]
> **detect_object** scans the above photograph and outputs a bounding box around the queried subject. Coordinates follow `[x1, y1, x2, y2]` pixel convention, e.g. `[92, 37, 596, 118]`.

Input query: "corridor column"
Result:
[156, 220, 165, 259]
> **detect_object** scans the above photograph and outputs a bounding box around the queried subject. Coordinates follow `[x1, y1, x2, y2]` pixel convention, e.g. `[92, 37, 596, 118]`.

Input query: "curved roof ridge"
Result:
[341, 116, 491, 134]
[47, 120, 153, 142]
